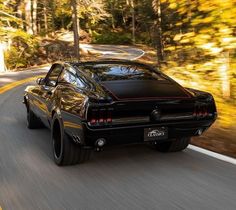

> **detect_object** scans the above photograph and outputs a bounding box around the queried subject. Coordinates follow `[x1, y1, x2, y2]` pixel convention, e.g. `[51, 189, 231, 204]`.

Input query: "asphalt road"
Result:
[0, 48, 236, 210]
[80, 44, 145, 60]
[0, 66, 48, 87]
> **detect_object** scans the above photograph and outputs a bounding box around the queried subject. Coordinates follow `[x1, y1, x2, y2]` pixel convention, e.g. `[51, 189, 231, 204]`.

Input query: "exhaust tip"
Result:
[95, 138, 106, 147]
[196, 129, 203, 136]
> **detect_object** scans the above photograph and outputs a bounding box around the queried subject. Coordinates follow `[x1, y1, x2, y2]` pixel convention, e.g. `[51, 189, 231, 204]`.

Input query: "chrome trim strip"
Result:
[160, 114, 194, 121]
[112, 116, 150, 125]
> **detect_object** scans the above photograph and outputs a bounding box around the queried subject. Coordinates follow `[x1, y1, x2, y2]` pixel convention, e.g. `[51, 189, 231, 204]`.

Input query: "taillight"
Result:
[107, 117, 112, 123]
[107, 109, 112, 123]
[90, 119, 97, 125]
[89, 108, 113, 126]
[193, 104, 209, 118]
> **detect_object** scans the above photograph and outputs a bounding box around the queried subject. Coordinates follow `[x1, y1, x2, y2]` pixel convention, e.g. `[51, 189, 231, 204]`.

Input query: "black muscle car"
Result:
[24, 60, 217, 166]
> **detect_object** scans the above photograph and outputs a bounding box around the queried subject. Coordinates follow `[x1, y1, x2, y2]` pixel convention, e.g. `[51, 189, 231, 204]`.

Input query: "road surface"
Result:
[80, 44, 145, 60]
[0, 46, 236, 210]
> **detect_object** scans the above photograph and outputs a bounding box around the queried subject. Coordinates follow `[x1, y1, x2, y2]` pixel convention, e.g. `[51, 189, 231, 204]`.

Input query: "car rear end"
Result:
[83, 93, 217, 148]
[76, 61, 217, 148]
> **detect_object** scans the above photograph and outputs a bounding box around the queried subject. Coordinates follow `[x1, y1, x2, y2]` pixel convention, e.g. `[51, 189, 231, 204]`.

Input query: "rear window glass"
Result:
[76, 64, 167, 82]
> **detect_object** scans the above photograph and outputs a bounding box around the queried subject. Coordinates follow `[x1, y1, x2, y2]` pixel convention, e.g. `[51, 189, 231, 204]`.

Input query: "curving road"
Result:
[80, 44, 145, 60]
[0, 47, 236, 210]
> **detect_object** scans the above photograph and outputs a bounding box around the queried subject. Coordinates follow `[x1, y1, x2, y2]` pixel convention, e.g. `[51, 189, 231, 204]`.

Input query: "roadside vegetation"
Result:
[0, 0, 235, 157]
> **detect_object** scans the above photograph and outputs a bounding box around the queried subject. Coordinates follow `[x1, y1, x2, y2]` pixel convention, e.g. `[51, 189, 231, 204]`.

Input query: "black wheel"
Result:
[52, 115, 92, 166]
[155, 137, 190, 152]
[27, 103, 43, 129]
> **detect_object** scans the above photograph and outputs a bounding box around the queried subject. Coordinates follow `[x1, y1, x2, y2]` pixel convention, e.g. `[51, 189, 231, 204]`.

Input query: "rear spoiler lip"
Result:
[110, 95, 193, 101]
[88, 96, 113, 104]
[88, 95, 195, 106]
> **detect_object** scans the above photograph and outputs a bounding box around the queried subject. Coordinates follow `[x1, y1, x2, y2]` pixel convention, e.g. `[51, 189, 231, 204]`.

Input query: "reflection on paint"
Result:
[64, 121, 82, 129]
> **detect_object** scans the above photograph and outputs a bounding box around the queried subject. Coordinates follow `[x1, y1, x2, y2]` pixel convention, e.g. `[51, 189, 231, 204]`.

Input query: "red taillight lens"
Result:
[107, 118, 112, 123]
[99, 118, 104, 123]
[194, 105, 209, 118]
[90, 119, 96, 125]
[89, 108, 113, 125]
[106, 109, 112, 123]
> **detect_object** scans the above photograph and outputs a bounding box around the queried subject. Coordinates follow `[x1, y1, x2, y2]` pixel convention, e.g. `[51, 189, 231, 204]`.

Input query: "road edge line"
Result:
[0, 75, 45, 94]
[188, 145, 236, 165]
[131, 50, 145, 60]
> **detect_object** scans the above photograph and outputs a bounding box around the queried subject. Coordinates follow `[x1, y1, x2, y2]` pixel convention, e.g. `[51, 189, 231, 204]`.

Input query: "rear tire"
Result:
[52, 116, 92, 166]
[27, 103, 43, 129]
[155, 137, 190, 152]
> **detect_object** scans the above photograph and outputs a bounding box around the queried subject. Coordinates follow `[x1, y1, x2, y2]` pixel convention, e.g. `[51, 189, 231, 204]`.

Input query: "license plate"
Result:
[144, 127, 168, 141]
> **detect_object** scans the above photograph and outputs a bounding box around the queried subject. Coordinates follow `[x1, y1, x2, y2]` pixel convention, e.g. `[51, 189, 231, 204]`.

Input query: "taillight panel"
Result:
[193, 104, 213, 119]
[88, 108, 113, 126]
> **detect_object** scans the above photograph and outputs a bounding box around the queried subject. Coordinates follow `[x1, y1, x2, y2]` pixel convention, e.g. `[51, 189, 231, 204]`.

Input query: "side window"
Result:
[64, 71, 77, 85]
[60, 68, 76, 85]
[76, 77, 86, 88]
[46, 64, 63, 86]
[61, 68, 87, 89]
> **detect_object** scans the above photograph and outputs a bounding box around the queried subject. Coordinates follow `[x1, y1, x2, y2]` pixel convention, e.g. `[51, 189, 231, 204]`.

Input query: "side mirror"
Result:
[36, 78, 45, 85]
[47, 80, 57, 87]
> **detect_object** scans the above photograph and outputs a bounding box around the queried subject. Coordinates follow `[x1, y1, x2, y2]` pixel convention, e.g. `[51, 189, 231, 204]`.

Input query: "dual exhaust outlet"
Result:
[72, 135, 106, 148]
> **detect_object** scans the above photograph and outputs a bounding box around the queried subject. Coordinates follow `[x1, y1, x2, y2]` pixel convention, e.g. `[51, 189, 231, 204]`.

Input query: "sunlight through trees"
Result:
[0, 0, 235, 127]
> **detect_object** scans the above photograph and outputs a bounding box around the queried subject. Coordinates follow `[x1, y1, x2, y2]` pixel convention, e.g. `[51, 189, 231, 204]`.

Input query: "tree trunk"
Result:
[71, 0, 80, 61]
[49, 0, 56, 36]
[153, 0, 164, 67]
[24, 0, 33, 34]
[110, 1, 115, 29]
[32, 0, 37, 34]
[130, 0, 135, 44]
[14, 0, 24, 29]
[219, 52, 231, 98]
[126, 0, 135, 43]
[43, 0, 48, 36]
[0, 43, 6, 72]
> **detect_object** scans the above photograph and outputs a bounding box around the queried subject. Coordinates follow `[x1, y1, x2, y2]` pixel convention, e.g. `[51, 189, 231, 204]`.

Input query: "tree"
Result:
[0, 42, 6, 72]
[32, 0, 37, 34]
[24, 0, 33, 34]
[152, 0, 164, 66]
[71, 0, 80, 60]
[127, 0, 135, 43]
[43, 0, 48, 35]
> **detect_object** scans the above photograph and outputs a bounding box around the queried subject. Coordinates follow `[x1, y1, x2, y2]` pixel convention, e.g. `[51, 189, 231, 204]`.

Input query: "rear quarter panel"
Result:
[58, 84, 89, 144]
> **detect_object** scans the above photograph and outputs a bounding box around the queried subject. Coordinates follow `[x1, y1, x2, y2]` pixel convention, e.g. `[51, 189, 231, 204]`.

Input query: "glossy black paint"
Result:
[24, 60, 217, 148]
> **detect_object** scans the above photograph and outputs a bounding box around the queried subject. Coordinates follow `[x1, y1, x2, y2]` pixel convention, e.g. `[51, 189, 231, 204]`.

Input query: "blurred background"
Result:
[0, 0, 235, 156]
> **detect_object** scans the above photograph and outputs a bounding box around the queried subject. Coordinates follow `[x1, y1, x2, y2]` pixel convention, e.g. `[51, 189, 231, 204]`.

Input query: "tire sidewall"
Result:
[51, 114, 64, 165]
[27, 108, 30, 128]
[26, 103, 32, 128]
[27, 103, 35, 129]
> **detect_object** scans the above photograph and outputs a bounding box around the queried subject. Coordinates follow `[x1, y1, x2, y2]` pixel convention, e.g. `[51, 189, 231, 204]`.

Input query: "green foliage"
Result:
[1, 0, 235, 71]
[4, 47, 27, 68]
[91, 31, 132, 44]
[4, 30, 39, 69]
[54, 0, 108, 30]
[136, 32, 153, 45]
[0, 0, 22, 40]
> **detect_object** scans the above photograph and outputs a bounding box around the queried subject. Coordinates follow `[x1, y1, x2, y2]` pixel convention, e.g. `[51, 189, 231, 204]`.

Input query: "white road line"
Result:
[80, 44, 145, 60]
[131, 49, 145, 60]
[188, 145, 236, 165]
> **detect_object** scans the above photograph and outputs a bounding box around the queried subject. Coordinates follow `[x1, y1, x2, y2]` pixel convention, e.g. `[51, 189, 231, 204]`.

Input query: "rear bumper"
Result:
[83, 119, 215, 146]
